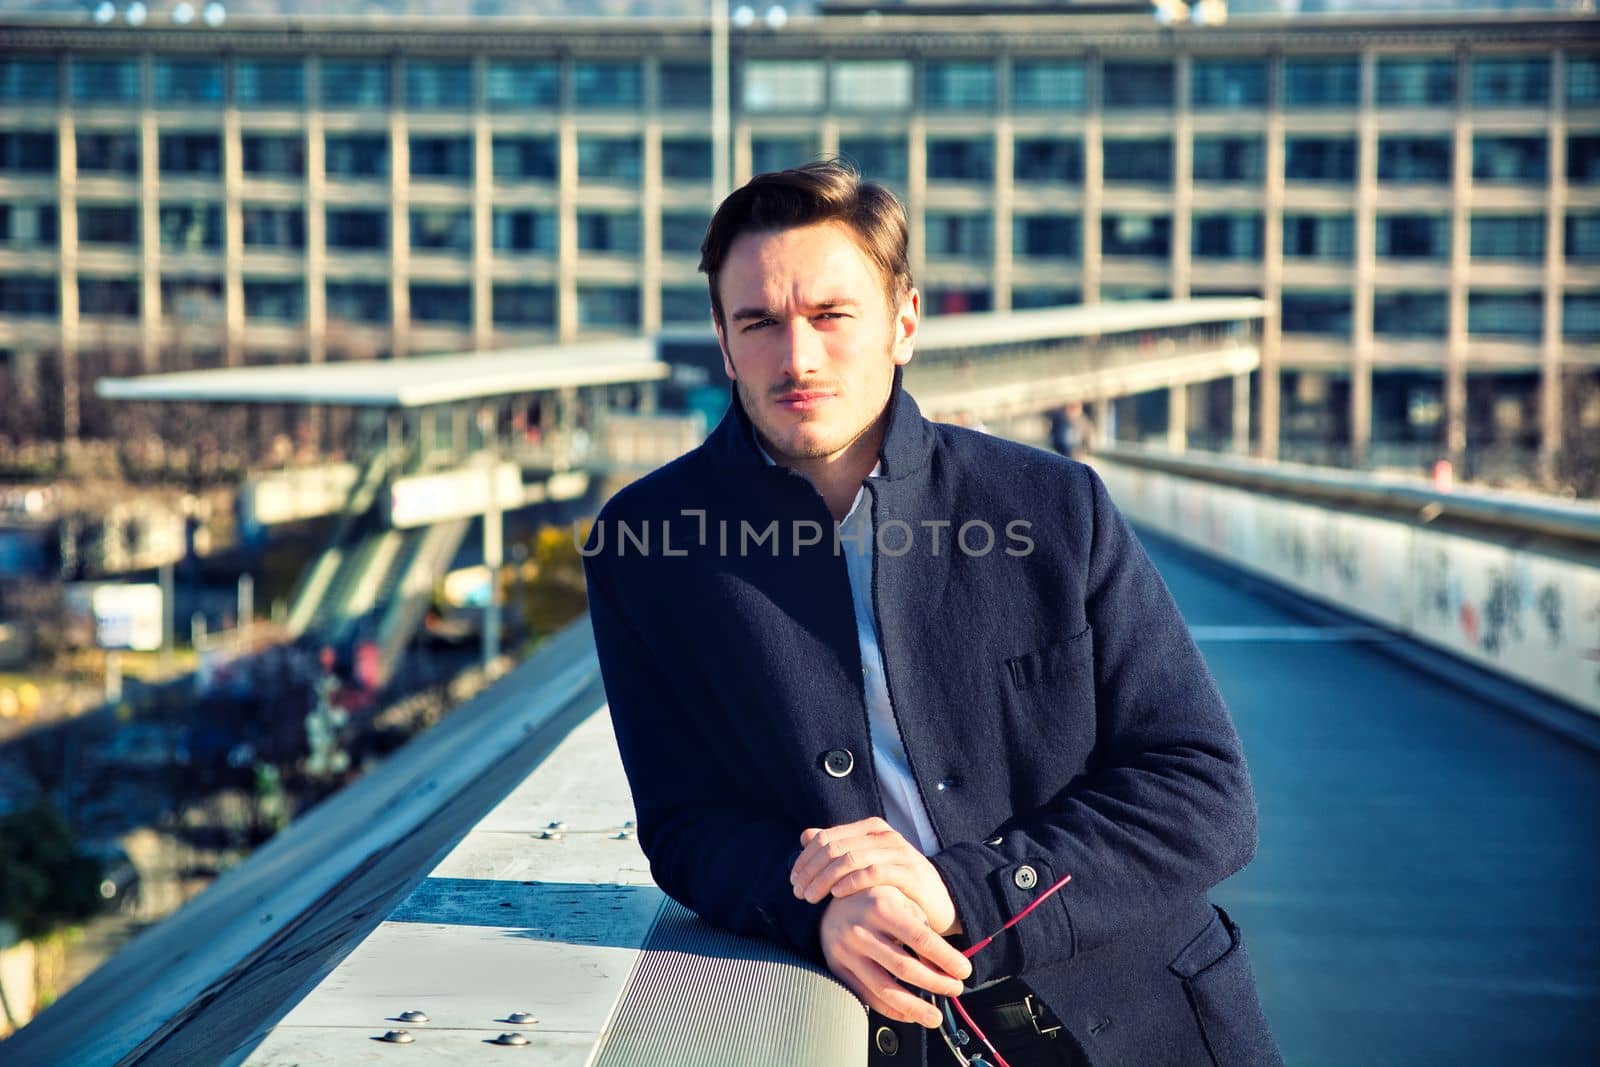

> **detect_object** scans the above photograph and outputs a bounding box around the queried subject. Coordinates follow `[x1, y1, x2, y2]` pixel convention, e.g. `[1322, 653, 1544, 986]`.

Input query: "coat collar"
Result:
[704, 365, 934, 483]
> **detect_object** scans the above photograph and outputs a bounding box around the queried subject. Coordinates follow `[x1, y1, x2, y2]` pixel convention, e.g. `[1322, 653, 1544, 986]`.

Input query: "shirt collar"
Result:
[754, 439, 881, 524]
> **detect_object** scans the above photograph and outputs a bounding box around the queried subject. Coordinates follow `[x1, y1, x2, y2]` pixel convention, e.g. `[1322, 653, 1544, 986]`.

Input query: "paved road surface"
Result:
[1143, 532, 1600, 1066]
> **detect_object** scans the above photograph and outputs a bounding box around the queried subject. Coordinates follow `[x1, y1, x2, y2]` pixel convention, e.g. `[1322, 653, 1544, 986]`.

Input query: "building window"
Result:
[1471, 216, 1544, 260]
[0, 204, 57, 248]
[661, 63, 711, 109]
[839, 136, 907, 185]
[493, 284, 556, 328]
[1377, 137, 1451, 182]
[1471, 57, 1550, 107]
[1101, 214, 1171, 258]
[410, 208, 473, 253]
[0, 276, 58, 316]
[1376, 56, 1455, 107]
[751, 137, 818, 175]
[1564, 293, 1600, 341]
[1102, 61, 1173, 109]
[79, 277, 141, 317]
[0, 132, 55, 173]
[410, 283, 470, 325]
[492, 209, 556, 254]
[326, 135, 389, 178]
[1013, 215, 1078, 259]
[662, 211, 710, 255]
[662, 137, 713, 181]
[1472, 135, 1546, 182]
[1192, 214, 1263, 259]
[1377, 215, 1449, 259]
[1103, 138, 1172, 183]
[154, 59, 222, 106]
[1567, 213, 1600, 261]
[326, 280, 388, 324]
[927, 137, 993, 182]
[577, 285, 640, 329]
[161, 276, 223, 322]
[661, 285, 708, 324]
[1012, 60, 1085, 110]
[1193, 137, 1263, 182]
[924, 289, 991, 315]
[924, 213, 991, 258]
[1014, 138, 1082, 183]
[487, 61, 560, 109]
[326, 209, 388, 250]
[159, 133, 222, 176]
[1012, 288, 1080, 310]
[0, 59, 58, 103]
[574, 61, 642, 108]
[742, 61, 824, 112]
[244, 279, 304, 322]
[1190, 59, 1267, 108]
[236, 59, 304, 106]
[1468, 291, 1542, 337]
[159, 203, 222, 252]
[1374, 291, 1447, 337]
[577, 211, 641, 255]
[78, 204, 139, 245]
[406, 61, 473, 109]
[832, 61, 912, 111]
[924, 61, 996, 110]
[1569, 54, 1600, 107]
[321, 59, 391, 108]
[77, 131, 139, 175]
[72, 58, 140, 104]
[242, 206, 305, 249]
[1285, 137, 1357, 181]
[410, 136, 471, 180]
[1281, 291, 1352, 336]
[1284, 57, 1360, 107]
[577, 136, 642, 182]
[242, 134, 304, 178]
[492, 136, 557, 180]
[1283, 214, 1354, 260]
[1569, 135, 1600, 183]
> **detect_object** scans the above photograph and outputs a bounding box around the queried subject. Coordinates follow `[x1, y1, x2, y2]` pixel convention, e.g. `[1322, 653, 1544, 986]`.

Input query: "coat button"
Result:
[874, 1025, 900, 1056]
[822, 749, 855, 778]
[1014, 864, 1038, 890]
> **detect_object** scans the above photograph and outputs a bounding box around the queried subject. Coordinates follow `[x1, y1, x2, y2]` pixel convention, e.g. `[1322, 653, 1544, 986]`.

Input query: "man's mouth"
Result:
[774, 390, 835, 411]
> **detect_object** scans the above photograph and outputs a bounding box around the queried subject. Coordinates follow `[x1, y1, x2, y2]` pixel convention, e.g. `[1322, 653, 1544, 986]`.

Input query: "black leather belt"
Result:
[959, 978, 1065, 1041]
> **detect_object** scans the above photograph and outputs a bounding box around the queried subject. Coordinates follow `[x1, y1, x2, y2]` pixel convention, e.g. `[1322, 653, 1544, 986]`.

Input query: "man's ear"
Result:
[892, 288, 920, 367]
[714, 318, 736, 381]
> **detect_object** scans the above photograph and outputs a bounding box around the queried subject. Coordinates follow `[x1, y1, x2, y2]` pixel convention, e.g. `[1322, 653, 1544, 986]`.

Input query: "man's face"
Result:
[714, 221, 918, 465]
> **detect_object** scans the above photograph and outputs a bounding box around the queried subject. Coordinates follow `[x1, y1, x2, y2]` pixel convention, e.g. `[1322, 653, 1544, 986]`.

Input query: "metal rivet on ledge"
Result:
[505, 1011, 538, 1025]
[538, 830, 564, 840]
[492, 1032, 530, 1046]
[611, 830, 632, 839]
[545, 820, 567, 830]
[396, 1010, 429, 1024]
[379, 1030, 415, 1044]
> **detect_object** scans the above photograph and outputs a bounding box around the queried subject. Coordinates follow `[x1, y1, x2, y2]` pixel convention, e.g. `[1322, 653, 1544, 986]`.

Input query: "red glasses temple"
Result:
[961, 872, 1073, 959]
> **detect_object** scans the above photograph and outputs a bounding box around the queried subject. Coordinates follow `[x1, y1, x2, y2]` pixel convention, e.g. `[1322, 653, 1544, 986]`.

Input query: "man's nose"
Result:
[778, 319, 826, 378]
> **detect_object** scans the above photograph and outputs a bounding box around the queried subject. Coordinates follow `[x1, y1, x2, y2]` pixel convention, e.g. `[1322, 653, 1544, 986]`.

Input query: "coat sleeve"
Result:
[582, 536, 829, 963]
[928, 465, 1258, 988]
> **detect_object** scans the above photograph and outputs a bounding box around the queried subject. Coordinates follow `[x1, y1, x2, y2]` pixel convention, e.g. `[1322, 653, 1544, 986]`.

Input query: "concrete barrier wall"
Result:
[1096, 458, 1600, 719]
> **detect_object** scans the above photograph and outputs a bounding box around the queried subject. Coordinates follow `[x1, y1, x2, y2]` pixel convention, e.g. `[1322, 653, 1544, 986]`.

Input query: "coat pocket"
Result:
[1168, 906, 1283, 1067]
[1005, 624, 1093, 690]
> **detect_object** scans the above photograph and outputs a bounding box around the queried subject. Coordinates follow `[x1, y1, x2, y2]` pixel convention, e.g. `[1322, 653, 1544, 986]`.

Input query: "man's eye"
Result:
[741, 319, 774, 332]
[816, 312, 847, 321]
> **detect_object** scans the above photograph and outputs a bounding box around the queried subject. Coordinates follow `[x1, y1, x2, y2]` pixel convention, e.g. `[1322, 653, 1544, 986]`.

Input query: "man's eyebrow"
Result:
[729, 299, 860, 321]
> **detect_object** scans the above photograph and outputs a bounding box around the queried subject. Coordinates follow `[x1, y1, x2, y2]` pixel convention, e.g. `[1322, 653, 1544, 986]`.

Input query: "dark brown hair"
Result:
[698, 158, 913, 328]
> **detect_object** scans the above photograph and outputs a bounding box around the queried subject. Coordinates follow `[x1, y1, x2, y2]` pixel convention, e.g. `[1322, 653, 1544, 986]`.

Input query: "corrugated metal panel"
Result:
[593, 899, 867, 1067]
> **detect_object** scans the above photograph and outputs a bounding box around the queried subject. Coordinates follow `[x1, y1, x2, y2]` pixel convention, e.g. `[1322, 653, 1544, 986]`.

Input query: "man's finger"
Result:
[798, 850, 902, 903]
[791, 831, 893, 893]
[841, 955, 943, 1028]
[889, 916, 973, 983]
[859, 928, 966, 999]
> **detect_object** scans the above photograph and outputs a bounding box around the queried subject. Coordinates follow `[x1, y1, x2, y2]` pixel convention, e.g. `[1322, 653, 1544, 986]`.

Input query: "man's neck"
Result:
[757, 412, 887, 523]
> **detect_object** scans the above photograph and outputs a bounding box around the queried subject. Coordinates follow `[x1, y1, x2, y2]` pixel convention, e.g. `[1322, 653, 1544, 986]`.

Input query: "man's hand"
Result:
[792, 816, 962, 935]
[819, 885, 972, 1028]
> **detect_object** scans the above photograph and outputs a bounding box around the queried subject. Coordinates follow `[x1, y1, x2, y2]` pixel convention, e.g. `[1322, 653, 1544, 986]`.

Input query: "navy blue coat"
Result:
[582, 369, 1280, 1066]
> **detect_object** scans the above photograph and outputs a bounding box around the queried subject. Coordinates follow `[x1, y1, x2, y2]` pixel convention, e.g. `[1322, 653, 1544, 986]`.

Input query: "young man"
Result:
[581, 161, 1279, 1066]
